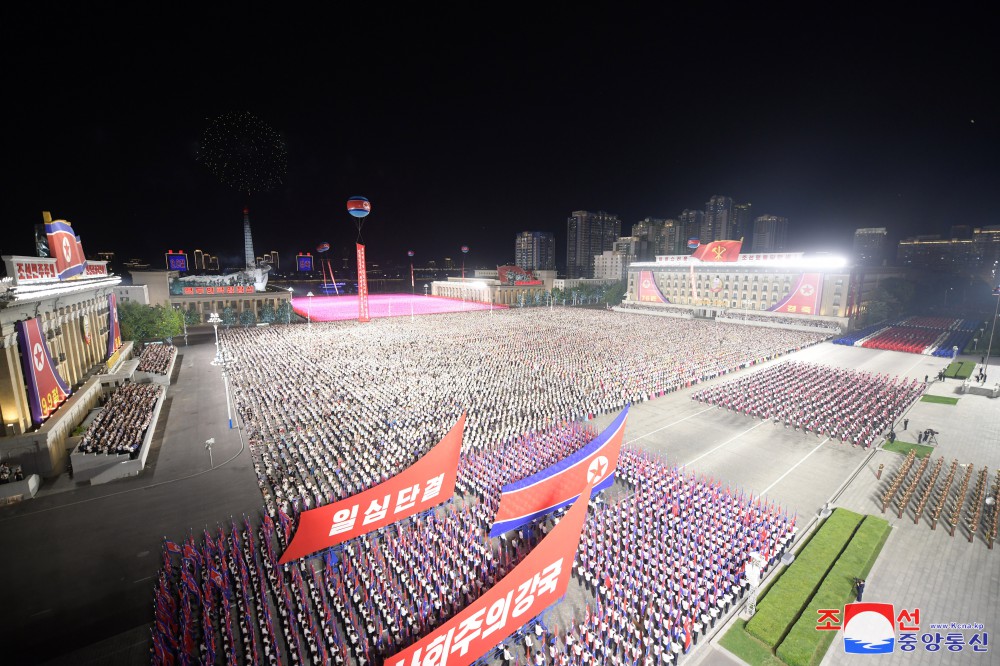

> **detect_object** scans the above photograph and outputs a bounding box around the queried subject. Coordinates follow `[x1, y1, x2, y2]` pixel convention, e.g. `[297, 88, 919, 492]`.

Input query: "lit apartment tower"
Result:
[268, 250, 279, 269]
[566, 210, 621, 278]
[752, 215, 789, 252]
[243, 206, 255, 269]
[514, 231, 556, 271]
[660, 219, 680, 255]
[678, 209, 705, 249]
[702, 195, 734, 242]
[732, 202, 753, 242]
[853, 227, 888, 266]
[193, 249, 205, 270]
[631, 218, 665, 261]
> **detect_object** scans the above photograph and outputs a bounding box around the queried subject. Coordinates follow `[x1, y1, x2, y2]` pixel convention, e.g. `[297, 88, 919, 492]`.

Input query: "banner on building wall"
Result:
[637, 270, 670, 303]
[15, 318, 71, 425]
[356, 243, 370, 323]
[44, 219, 86, 280]
[769, 273, 823, 315]
[107, 293, 122, 358]
[386, 481, 593, 666]
[82, 316, 92, 345]
[279, 413, 466, 564]
[489, 406, 628, 537]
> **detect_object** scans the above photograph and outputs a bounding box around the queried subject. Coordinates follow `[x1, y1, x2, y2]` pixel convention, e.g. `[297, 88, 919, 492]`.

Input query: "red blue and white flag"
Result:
[45, 219, 86, 279]
[107, 293, 122, 358]
[15, 317, 71, 424]
[489, 406, 628, 537]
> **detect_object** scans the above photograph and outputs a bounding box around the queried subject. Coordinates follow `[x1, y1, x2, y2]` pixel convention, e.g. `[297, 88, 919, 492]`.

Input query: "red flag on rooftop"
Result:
[691, 239, 742, 262]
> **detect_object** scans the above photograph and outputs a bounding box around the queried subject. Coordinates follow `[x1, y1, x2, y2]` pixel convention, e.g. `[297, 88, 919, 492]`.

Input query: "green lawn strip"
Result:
[943, 362, 960, 378]
[776, 515, 892, 666]
[882, 441, 935, 458]
[745, 509, 863, 648]
[958, 361, 976, 379]
[720, 619, 788, 666]
[920, 395, 959, 405]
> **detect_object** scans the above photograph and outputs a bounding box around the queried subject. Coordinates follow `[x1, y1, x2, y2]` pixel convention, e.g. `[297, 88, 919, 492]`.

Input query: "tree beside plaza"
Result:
[259, 302, 276, 324]
[275, 301, 293, 324]
[222, 307, 237, 328]
[118, 302, 184, 342]
[239, 309, 257, 328]
[183, 308, 202, 327]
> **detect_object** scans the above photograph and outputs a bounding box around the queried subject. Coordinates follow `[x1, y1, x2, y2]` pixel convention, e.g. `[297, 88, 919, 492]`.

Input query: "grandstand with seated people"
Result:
[0, 213, 129, 479]
[833, 316, 981, 356]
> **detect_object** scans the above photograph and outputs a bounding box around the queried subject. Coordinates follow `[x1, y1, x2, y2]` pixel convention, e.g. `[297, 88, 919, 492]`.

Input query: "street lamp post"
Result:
[983, 286, 1000, 382]
[205, 437, 215, 469]
[208, 312, 221, 364]
[287, 287, 294, 325]
[306, 291, 314, 326]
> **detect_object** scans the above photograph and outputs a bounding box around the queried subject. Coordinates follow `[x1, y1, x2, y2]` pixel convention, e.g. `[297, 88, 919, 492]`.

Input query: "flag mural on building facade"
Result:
[637, 270, 670, 304]
[356, 243, 370, 323]
[386, 482, 594, 666]
[15, 317, 71, 425]
[769, 273, 823, 315]
[489, 406, 628, 537]
[107, 292, 122, 358]
[279, 413, 466, 563]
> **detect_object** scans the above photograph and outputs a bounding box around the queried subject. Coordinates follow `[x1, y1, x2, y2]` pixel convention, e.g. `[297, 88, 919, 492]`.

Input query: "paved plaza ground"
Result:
[0, 316, 996, 665]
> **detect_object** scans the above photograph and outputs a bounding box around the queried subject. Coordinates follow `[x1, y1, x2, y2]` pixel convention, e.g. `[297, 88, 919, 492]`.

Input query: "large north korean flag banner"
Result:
[107, 293, 122, 358]
[691, 239, 742, 262]
[769, 272, 822, 315]
[637, 270, 670, 304]
[279, 413, 466, 563]
[16, 318, 71, 425]
[387, 481, 593, 666]
[489, 406, 628, 537]
[44, 219, 86, 280]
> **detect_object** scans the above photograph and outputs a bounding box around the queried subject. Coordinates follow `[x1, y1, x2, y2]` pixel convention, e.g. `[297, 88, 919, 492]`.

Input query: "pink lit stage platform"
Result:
[291, 293, 506, 322]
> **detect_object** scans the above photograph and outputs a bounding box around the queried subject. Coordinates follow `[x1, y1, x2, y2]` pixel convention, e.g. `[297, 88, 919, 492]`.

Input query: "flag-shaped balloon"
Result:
[687, 238, 700, 249]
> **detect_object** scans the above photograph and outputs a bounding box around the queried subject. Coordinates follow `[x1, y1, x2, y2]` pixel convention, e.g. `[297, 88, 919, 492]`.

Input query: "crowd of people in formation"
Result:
[692, 361, 925, 448]
[77, 382, 163, 457]
[0, 461, 25, 484]
[616, 302, 694, 318]
[137, 343, 177, 375]
[716, 312, 841, 333]
[223, 309, 826, 517]
[152, 440, 791, 665]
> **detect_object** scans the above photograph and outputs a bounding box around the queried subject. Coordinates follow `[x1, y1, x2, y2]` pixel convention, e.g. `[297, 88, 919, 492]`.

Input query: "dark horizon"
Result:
[4, 8, 996, 271]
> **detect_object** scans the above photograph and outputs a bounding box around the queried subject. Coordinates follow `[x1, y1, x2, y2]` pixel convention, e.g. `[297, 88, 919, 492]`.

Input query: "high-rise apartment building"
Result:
[752, 215, 788, 252]
[193, 249, 205, 271]
[732, 202, 753, 242]
[702, 195, 734, 243]
[853, 227, 888, 266]
[630, 218, 666, 261]
[678, 209, 705, 249]
[566, 210, 621, 278]
[897, 226, 1000, 272]
[514, 231, 556, 271]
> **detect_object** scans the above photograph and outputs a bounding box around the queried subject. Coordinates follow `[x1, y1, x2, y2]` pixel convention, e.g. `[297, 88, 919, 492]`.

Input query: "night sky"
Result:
[4, 7, 996, 271]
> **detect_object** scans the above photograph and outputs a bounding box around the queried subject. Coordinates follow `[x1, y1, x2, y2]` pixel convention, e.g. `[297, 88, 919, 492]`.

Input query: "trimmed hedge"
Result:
[776, 515, 892, 666]
[745, 509, 863, 648]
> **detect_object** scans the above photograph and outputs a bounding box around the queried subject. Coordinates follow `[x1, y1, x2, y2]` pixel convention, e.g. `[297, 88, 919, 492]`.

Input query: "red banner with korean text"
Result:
[356, 243, 370, 322]
[386, 481, 593, 666]
[637, 270, 669, 303]
[768, 272, 822, 315]
[15, 318, 71, 425]
[279, 413, 466, 564]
